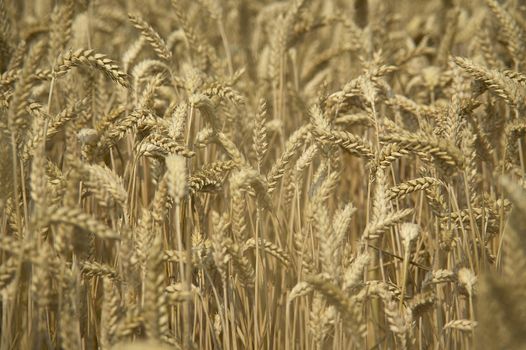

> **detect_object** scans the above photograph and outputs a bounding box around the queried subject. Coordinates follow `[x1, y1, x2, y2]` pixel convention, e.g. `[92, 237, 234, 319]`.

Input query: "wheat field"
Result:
[1, 0, 526, 349]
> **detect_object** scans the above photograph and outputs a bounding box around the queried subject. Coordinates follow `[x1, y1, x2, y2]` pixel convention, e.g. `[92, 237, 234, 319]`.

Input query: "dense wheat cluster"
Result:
[3, 0, 526, 349]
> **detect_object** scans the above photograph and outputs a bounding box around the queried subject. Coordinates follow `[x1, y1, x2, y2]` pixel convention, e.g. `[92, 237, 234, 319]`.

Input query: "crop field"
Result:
[1, 0, 526, 349]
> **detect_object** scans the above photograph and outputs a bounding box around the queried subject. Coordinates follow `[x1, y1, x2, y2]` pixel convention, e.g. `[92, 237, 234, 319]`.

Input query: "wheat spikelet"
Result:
[388, 177, 442, 200]
[444, 319, 478, 331]
[380, 132, 464, 170]
[189, 160, 237, 194]
[53, 49, 129, 87]
[81, 261, 120, 280]
[310, 104, 374, 160]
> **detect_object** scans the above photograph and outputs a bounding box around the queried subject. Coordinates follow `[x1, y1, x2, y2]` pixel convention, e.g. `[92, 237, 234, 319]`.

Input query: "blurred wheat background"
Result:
[1, 0, 526, 349]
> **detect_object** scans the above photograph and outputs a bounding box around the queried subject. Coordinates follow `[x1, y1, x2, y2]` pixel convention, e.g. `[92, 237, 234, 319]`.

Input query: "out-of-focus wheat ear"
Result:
[151, 174, 171, 223]
[48, 0, 73, 63]
[211, 211, 230, 282]
[10, 39, 46, 130]
[52, 159, 78, 257]
[407, 291, 436, 319]
[82, 162, 128, 212]
[122, 36, 145, 73]
[253, 98, 268, 171]
[30, 247, 55, 309]
[29, 134, 48, 227]
[464, 112, 494, 163]
[383, 295, 412, 350]
[332, 203, 356, 247]
[231, 167, 271, 210]
[60, 277, 81, 350]
[101, 277, 121, 349]
[288, 281, 313, 302]
[436, 7, 460, 67]
[168, 102, 188, 142]
[94, 105, 126, 134]
[313, 203, 331, 274]
[452, 56, 525, 107]
[134, 209, 153, 275]
[0, 130, 14, 212]
[476, 20, 502, 69]
[131, 59, 170, 96]
[114, 305, 144, 341]
[0, 0, 13, 70]
[227, 241, 255, 288]
[385, 94, 444, 120]
[305, 275, 366, 348]
[399, 223, 419, 309]
[6, 40, 26, 71]
[0, 257, 17, 290]
[457, 268, 477, 298]
[128, 14, 171, 61]
[165, 154, 187, 204]
[267, 124, 310, 193]
[504, 121, 526, 170]
[171, 0, 219, 72]
[461, 128, 482, 206]
[137, 73, 164, 110]
[0, 66, 18, 88]
[476, 274, 524, 349]
[484, 0, 525, 67]
[48, 206, 120, 240]
[308, 294, 334, 348]
[143, 229, 165, 340]
[342, 253, 369, 293]
[499, 176, 526, 281]
[189, 93, 218, 130]
[293, 143, 318, 195]
[316, 193, 346, 276]
[213, 132, 246, 165]
[53, 49, 129, 87]
[230, 170, 249, 242]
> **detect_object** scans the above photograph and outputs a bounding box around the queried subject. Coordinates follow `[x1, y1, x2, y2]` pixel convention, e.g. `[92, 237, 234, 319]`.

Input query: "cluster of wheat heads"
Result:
[2, 0, 526, 349]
